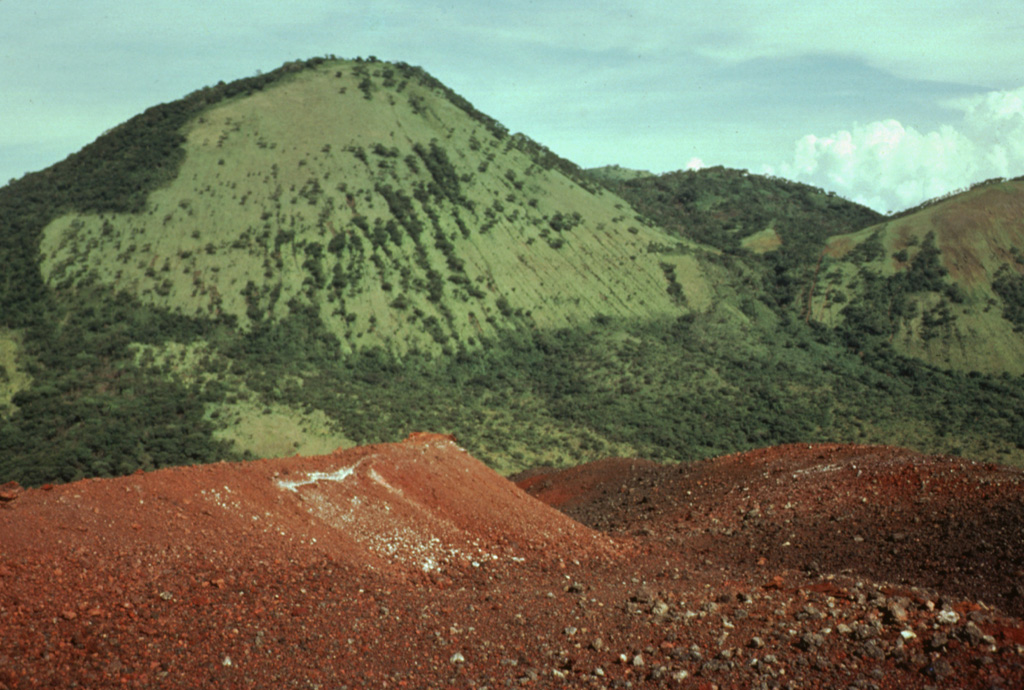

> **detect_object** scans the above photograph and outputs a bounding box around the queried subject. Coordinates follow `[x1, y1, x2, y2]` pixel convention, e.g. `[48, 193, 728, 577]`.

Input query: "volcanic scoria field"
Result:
[2, 434, 1023, 689]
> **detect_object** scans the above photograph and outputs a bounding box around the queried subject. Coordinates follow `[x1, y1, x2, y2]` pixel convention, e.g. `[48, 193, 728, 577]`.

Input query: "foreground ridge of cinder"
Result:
[2, 437, 1023, 688]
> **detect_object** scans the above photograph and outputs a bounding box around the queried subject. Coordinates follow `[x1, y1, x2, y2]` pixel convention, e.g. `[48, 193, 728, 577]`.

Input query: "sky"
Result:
[2, 1, 1023, 213]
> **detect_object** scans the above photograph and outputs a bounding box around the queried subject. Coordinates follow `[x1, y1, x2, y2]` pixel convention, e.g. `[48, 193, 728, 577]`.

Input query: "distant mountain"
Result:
[1, 57, 1022, 486]
[584, 165, 654, 183]
[598, 164, 886, 312]
[603, 167, 1024, 373]
[596, 165, 884, 252]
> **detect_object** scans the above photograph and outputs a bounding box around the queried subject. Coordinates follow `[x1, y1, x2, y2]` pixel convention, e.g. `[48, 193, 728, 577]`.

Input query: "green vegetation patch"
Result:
[741, 227, 782, 254]
[993, 263, 1024, 330]
[0, 330, 32, 416]
[210, 400, 354, 460]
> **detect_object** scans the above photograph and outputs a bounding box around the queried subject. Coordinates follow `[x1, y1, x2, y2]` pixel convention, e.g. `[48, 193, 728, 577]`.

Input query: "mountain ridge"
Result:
[2, 56, 1023, 485]
[814, 178, 1024, 374]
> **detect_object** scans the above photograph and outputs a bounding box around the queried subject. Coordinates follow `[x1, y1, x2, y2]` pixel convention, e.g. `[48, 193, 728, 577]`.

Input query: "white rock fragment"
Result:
[275, 465, 359, 492]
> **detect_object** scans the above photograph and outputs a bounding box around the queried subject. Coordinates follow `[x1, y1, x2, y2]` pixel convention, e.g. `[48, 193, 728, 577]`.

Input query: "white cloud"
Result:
[770, 86, 1024, 212]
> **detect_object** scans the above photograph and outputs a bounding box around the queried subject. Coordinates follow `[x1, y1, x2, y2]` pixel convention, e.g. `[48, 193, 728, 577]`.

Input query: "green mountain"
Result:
[2, 57, 1023, 486]
[585, 165, 655, 183]
[810, 179, 1024, 374]
[596, 165, 885, 253]
[606, 167, 1024, 374]
[596, 167, 1024, 462]
[598, 165, 886, 313]
[34, 61, 714, 354]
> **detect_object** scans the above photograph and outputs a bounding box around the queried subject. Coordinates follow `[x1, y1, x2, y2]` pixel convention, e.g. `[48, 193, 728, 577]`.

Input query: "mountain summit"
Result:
[34, 58, 709, 355]
[815, 179, 1024, 374]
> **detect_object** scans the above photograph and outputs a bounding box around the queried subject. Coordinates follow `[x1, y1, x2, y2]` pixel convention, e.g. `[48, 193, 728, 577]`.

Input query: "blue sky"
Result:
[2, 1, 1023, 212]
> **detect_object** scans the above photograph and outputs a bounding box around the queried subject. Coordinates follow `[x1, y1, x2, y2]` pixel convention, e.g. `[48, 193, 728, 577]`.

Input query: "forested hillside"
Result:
[1, 57, 1022, 486]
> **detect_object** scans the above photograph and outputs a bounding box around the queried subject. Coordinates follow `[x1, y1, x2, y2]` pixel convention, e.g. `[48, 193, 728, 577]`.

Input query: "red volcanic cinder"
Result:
[1, 437, 1022, 688]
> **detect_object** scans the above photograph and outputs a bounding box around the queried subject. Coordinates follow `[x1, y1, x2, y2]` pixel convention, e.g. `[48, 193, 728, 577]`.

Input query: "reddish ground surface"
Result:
[2, 436, 1023, 688]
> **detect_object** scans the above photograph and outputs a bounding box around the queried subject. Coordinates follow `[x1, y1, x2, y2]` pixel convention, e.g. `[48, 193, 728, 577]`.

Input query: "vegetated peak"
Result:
[0, 56, 731, 482]
[27, 55, 712, 357]
[829, 178, 1024, 286]
[598, 164, 884, 254]
[584, 165, 655, 183]
[886, 174, 1024, 220]
[813, 178, 1024, 374]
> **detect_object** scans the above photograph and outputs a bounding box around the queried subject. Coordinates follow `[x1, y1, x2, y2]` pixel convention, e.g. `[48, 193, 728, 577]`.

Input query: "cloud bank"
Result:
[770, 87, 1024, 212]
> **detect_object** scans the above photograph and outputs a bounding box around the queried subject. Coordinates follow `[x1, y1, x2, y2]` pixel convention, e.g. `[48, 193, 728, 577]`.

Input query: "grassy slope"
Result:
[38, 61, 709, 354]
[23, 58, 722, 465]
[741, 227, 782, 253]
[0, 330, 31, 415]
[2, 58, 1022, 484]
[818, 180, 1024, 374]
